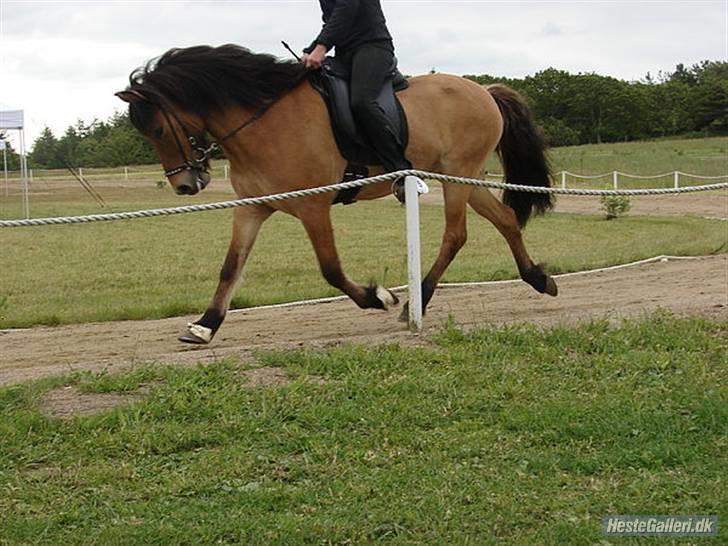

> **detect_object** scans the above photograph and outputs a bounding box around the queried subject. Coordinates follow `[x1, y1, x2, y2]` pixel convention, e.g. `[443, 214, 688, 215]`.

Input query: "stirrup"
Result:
[392, 177, 406, 204]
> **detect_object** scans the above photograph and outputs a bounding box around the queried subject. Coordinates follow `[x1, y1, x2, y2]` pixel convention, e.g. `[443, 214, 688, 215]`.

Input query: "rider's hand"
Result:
[304, 44, 327, 69]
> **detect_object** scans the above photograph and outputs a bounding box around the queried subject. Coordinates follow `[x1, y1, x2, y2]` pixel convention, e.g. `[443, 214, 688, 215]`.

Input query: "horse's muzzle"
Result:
[175, 170, 211, 195]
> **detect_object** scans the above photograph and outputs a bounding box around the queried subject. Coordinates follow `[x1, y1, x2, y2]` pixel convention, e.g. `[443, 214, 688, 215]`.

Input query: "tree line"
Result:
[466, 60, 727, 146]
[0, 60, 724, 170]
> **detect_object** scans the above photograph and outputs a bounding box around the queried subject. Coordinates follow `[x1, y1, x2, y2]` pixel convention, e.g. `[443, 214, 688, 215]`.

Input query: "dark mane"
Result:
[126, 44, 308, 130]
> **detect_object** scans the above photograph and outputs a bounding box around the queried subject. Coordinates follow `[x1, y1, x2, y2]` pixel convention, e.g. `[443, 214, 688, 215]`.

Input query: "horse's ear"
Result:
[115, 89, 148, 103]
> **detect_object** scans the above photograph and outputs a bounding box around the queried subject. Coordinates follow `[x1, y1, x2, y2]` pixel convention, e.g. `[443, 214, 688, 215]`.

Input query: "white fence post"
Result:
[612, 171, 618, 190]
[29, 169, 33, 184]
[224, 164, 229, 181]
[78, 167, 83, 179]
[2, 144, 7, 197]
[124, 166, 129, 181]
[674, 171, 680, 189]
[20, 128, 29, 219]
[405, 175, 423, 333]
[561, 171, 566, 189]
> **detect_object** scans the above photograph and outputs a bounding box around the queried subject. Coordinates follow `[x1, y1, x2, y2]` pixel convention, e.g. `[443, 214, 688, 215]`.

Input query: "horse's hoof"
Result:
[523, 264, 558, 296]
[179, 323, 212, 344]
[376, 286, 399, 310]
[544, 276, 558, 297]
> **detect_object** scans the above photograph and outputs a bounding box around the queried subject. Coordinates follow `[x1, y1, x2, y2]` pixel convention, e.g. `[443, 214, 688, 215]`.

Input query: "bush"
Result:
[600, 194, 631, 220]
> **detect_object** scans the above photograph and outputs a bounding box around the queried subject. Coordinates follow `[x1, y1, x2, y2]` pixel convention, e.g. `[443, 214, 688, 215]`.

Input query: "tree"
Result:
[692, 79, 728, 132]
[28, 127, 60, 168]
[0, 135, 21, 170]
[59, 126, 84, 166]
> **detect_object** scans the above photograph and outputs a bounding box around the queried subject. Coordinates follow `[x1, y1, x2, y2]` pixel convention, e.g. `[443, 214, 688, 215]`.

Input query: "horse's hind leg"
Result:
[468, 188, 558, 296]
[399, 182, 472, 321]
[299, 206, 398, 310]
[180, 205, 273, 344]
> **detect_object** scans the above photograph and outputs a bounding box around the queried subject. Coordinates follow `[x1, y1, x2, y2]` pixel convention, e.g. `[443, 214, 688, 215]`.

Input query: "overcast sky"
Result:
[1, 0, 726, 149]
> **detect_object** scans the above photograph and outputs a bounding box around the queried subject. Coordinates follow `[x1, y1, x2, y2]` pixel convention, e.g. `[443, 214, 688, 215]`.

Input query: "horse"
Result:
[117, 44, 558, 345]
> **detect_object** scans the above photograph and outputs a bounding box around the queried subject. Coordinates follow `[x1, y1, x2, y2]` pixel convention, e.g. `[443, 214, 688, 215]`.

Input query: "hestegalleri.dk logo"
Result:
[602, 515, 718, 536]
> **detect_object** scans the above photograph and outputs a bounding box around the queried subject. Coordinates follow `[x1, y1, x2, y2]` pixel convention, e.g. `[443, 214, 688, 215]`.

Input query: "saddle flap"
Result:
[313, 57, 409, 167]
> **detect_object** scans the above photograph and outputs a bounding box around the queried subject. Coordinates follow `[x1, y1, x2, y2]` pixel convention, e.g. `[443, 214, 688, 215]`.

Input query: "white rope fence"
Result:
[561, 170, 728, 181]
[7, 166, 724, 183]
[1, 169, 727, 229]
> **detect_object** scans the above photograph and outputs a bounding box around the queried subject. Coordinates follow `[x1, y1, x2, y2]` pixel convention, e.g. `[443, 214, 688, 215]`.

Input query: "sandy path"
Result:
[1, 255, 726, 386]
[420, 185, 728, 219]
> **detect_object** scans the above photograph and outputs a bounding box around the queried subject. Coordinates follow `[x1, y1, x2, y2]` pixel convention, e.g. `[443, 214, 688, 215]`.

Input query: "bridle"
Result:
[159, 98, 280, 180]
[159, 106, 218, 179]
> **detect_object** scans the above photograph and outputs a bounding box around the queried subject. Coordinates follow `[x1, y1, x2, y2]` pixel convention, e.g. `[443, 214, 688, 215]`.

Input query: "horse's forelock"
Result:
[127, 95, 159, 134]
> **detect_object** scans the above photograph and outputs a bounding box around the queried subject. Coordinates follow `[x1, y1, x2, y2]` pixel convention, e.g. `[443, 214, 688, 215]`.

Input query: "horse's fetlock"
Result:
[522, 264, 548, 293]
[364, 285, 398, 310]
[198, 308, 225, 333]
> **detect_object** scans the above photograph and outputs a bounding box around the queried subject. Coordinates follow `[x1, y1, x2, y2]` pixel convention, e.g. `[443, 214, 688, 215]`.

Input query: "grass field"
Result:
[2, 202, 726, 329]
[0, 313, 725, 544]
[546, 137, 728, 179]
[1, 139, 726, 545]
[0, 138, 728, 328]
[1, 136, 726, 329]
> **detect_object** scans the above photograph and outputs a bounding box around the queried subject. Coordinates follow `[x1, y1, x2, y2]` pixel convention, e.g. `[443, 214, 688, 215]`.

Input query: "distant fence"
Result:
[3, 166, 726, 191]
[490, 170, 728, 190]
[1, 164, 232, 188]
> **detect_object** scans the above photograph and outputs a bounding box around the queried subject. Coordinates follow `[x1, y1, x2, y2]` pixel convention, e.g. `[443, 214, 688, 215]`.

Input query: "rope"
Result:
[615, 171, 674, 180]
[562, 170, 613, 180]
[1, 169, 727, 228]
[677, 171, 728, 180]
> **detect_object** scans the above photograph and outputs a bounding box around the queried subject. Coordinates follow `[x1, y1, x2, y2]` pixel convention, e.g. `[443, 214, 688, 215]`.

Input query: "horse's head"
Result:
[116, 89, 213, 196]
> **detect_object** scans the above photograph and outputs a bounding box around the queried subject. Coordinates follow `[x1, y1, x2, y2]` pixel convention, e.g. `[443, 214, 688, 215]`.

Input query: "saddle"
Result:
[309, 56, 410, 204]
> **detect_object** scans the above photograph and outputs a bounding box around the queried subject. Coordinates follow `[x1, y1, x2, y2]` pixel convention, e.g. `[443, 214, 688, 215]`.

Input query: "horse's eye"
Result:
[153, 127, 163, 139]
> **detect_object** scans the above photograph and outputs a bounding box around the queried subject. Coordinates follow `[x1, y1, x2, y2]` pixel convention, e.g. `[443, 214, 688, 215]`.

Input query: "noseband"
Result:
[159, 106, 217, 178]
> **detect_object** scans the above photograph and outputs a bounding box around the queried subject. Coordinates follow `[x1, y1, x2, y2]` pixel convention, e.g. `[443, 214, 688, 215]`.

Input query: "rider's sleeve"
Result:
[308, 0, 360, 52]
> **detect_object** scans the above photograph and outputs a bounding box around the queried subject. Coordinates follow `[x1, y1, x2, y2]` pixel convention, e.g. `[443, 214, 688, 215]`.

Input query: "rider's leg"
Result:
[349, 42, 411, 200]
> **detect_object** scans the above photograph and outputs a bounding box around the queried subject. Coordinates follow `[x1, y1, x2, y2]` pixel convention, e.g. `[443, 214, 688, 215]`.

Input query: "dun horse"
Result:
[117, 45, 558, 344]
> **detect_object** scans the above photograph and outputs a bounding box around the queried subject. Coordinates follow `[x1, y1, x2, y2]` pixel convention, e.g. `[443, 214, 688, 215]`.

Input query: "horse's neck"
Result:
[210, 83, 341, 192]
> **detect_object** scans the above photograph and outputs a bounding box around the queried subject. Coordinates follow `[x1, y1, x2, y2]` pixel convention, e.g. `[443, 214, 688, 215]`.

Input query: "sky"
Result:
[1, 0, 726, 150]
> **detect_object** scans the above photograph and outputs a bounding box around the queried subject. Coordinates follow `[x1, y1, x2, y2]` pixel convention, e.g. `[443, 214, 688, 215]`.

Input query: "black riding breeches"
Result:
[341, 42, 411, 171]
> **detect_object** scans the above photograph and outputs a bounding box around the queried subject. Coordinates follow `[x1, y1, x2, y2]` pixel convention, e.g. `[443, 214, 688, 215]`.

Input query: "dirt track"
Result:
[1, 255, 726, 386]
[421, 185, 728, 219]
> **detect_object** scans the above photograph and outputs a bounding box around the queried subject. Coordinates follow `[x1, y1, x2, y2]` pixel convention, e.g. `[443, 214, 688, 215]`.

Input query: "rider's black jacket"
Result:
[304, 0, 393, 55]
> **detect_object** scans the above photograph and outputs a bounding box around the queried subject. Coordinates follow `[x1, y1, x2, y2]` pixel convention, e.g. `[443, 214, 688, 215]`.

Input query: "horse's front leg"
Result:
[180, 205, 273, 344]
[299, 206, 399, 311]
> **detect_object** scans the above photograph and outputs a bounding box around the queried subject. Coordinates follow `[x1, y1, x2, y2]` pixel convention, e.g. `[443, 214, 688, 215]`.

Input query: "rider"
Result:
[302, 0, 412, 197]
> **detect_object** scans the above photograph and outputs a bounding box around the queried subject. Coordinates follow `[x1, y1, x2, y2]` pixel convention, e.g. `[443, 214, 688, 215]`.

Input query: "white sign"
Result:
[0, 141, 6, 151]
[0, 110, 24, 130]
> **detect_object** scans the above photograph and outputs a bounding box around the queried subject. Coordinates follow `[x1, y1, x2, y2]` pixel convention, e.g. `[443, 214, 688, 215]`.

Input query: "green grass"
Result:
[0, 313, 725, 544]
[487, 136, 728, 179]
[1, 200, 726, 329]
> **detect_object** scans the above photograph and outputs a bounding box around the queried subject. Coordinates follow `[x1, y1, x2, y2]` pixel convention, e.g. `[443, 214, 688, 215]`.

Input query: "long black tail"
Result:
[487, 84, 553, 227]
